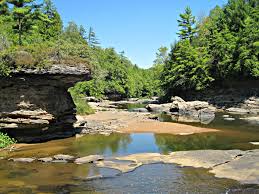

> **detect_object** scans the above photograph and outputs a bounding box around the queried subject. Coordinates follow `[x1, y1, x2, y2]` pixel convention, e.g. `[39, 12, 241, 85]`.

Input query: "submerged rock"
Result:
[224, 117, 236, 121]
[240, 116, 259, 125]
[0, 64, 90, 143]
[226, 108, 250, 114]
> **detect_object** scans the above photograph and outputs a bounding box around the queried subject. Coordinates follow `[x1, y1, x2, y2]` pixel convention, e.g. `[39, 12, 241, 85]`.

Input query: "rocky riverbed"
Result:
[2, 149, 259, 185]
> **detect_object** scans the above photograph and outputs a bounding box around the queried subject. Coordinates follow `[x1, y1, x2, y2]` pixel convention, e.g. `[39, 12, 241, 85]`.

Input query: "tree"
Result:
[63, 21, 86, 44]
[153, 46, 168, 66]
[7, 0, 37, 45]
[161, 40, 213, 96]
[177, 6, 197, 42]
[39, 0, 62, 39]
[88, 27, 99, 47]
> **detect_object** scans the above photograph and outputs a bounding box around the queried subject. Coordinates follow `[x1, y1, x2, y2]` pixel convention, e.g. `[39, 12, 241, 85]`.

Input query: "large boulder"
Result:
[146, 103, 172, 113]
[0, 64, 90, 142]
[170, 96, 216, 124]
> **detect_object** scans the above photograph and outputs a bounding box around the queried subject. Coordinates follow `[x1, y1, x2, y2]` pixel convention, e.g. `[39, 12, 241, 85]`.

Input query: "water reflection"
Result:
[0, 161, 249, 194]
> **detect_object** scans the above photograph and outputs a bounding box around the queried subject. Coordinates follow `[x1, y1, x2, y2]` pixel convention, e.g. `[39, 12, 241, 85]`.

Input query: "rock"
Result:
[9, 158, 35, 163]
[226, 108, 250, 114]
[171, 96, 185, 103]
[136, 98, 159, 104]
[53, 154, 75, 161]
[250, 142, 259, 145]
[240, 116, 259, 125]
[84, 96, 100, 102]
[96, 160, 141, 173]
[74, 155, 104, 164]
[51, 160, 68, 163]
[100, 150, 259, 185]
[210, 150, 259, 185]
[223, 115, 230, 118]
[130, 108, 148, 113]
[0, 64, 90, 142]
[38, 157, 53, 163]
[146, 103, 172, 113]
[75, 119, 123, 135]
[170, 97, 216, 124]
[224, 117, 235, 121]
[85, 175, 103, 180]
[198, 108, 215, 124]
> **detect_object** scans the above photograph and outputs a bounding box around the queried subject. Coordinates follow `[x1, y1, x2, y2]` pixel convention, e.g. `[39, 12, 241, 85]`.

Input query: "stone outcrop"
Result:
[147, 96, 216, 124]
[0, 64, 90, 142]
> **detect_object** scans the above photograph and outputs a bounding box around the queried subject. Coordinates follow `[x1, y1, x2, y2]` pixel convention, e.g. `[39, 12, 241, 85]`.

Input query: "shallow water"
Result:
[1, 112, 259, 193]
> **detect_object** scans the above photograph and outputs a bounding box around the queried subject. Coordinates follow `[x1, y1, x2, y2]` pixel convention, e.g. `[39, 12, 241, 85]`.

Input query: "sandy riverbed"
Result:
[78, 110, 218, 135]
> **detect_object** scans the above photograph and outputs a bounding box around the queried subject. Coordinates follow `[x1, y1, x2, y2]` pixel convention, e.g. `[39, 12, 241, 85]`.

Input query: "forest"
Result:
[0, 0, 258, 103]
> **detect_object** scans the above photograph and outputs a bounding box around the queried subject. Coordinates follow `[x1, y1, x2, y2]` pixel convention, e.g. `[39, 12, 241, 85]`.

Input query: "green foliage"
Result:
[177, 6, 197, 42]
[161, 40, 213, 96]
[71, 48, 159, 100]
[87, 27, 100, 48]
[161, 1, 259, 98]
[69, 89, 95, 115]
[0, 133, 16, 148]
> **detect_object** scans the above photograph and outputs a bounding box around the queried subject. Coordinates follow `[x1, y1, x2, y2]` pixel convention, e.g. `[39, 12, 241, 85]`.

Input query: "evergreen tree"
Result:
[40, 0, 62, 39]
[7, 0, 37, 45]
[79, 25, 87, 41]
[161, 40, 213, 96]
[177, 6, 197, 42]
[88, 27, 99, 47]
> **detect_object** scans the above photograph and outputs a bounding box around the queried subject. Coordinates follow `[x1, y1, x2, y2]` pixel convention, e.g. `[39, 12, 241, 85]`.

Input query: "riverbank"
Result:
[77, 110, 218, 135]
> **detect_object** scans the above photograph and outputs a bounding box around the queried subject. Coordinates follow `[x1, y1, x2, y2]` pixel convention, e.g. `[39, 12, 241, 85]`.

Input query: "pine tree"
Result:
[177, 6, 197, 42]
[40, 0, 62, 39]
[161, 40, 213, 96]
[88, 27, 99, 48]
[7, 0, 37, 45]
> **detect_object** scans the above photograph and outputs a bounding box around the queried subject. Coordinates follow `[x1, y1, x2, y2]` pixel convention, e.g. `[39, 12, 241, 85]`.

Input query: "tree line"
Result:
[158, 0, 258, 99]
[0, 0, 158, 101]
[1, 0, 258, 102]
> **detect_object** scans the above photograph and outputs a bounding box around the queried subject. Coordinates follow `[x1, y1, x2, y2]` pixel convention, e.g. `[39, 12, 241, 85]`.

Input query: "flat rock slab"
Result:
[168, 150, 244, 168]
[9, 158, 35, 163]
[99, 150, 259, 185]
[96, 160, 141, 173]
[53, 154, 75, 161]
[210, 150, 259, 185]
[74, 155, 104, 164]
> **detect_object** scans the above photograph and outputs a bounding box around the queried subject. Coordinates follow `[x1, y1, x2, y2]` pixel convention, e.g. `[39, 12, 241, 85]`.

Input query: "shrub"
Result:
[0, 133, 16, 148]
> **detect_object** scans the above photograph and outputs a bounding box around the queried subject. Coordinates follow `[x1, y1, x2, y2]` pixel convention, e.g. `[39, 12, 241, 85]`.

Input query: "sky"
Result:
[53, 0, 227, 68]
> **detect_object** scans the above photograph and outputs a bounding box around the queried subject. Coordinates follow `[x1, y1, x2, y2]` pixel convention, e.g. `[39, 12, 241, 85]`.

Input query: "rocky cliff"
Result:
[0, 65, 90, 142]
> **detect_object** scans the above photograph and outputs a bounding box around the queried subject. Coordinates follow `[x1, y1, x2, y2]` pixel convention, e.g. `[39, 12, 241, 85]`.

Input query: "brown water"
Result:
[0, 112, 259, 193]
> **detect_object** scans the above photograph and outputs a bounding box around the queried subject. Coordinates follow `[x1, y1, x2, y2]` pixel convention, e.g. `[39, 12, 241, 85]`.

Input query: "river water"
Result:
[0, 112, 259, 193]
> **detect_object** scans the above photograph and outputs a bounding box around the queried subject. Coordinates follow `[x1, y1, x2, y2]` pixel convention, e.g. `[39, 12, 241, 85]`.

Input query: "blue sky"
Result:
[53, 0, 227, 68]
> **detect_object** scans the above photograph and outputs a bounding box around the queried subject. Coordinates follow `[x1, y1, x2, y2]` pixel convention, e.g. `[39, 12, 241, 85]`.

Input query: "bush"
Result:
[69, 87, 95, 115]
[0, 133, 16, 148]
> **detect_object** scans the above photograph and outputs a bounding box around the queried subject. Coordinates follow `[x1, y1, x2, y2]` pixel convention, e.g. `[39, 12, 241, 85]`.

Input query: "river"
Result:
[0, 111, 259, 193]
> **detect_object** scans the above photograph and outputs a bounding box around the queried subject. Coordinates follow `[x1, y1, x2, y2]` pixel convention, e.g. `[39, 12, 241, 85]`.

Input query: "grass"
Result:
[0, 133, 16, 148]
